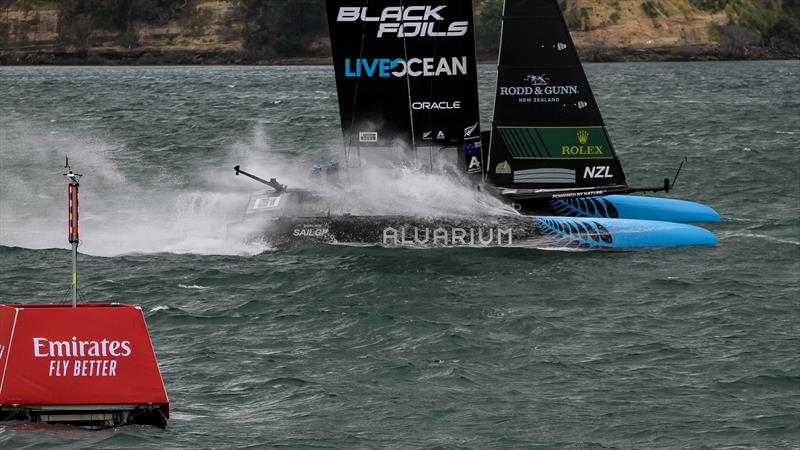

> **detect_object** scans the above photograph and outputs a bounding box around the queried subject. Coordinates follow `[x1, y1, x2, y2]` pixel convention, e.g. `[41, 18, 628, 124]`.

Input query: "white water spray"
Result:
[227, 127, 516, 218]
[1, 122, 516, 256]
[0, 120, 268, 256]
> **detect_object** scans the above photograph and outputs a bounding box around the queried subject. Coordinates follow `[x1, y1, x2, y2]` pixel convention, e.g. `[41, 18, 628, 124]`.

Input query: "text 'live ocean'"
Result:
[344, 57, 468, 78]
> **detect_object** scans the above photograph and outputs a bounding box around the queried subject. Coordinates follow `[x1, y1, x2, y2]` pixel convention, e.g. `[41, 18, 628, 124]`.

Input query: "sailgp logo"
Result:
[499, 74, 579, 104]
[292, 224, 330, 238]
[344, 57, 467, 78]
[337, 6, 469, 38]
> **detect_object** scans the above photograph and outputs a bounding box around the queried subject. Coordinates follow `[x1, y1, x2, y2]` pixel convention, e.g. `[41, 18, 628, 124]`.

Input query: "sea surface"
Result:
[0, 61, 798, 448]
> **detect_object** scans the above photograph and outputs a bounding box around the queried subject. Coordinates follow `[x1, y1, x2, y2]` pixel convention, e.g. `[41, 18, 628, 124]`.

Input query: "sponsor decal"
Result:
[436, 131, 446, 140]
[464, 122, 478, 138]
[499, 74, 579, 104]
[584, 166, 613, 179]
[561, 130, 605, 157]
[32, 336, 131, 377]
[383, 227, 513, 247]
[253, 196, 280, 210]
[495, 161, 511, 174]
[337, 6, 469, 38]
[468, 156, 481, 172]
[464, 137, 481, 173]
[422, 130, 433, 140]
[524, 74, 548, 86]
[359, 131, 378, 143]
[0, 306, 168, 408]
[514, 168, 576, 184]
[497, 126, 613, 159]
[411, 100, 461, 110]
[344, 57, 467, 78]
[556, 42, 567, 51]
[292, 224, 330, 238]
[551, 190, 607, 199]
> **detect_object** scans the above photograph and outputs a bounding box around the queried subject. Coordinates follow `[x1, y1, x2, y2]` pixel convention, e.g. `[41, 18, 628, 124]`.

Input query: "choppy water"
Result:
[1, 61, 798, 448]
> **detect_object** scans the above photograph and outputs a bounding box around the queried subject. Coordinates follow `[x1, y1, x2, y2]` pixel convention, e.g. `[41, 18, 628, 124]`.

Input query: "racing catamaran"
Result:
[480, 0, 719, 223]
[229, 0, 718, 249]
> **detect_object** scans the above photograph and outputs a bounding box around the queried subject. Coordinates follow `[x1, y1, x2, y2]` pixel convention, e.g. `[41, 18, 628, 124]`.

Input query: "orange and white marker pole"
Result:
[64, 158, 82, 308]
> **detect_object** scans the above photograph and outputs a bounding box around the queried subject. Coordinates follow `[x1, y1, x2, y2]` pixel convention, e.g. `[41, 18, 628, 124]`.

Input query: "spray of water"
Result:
[325, 165, 516, 217]
[1, 121, 516, 256]
[228, 127, 516, 218]
[0, 120, 268, 256]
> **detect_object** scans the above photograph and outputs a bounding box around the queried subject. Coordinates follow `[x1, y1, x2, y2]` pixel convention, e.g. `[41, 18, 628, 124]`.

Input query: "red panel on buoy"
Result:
[0, 304, 168, 417]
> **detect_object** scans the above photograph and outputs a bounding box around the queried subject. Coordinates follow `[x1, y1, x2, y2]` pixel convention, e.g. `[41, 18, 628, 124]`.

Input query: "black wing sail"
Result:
[485, 0, 628, 196]
[325, 0, 481, 171]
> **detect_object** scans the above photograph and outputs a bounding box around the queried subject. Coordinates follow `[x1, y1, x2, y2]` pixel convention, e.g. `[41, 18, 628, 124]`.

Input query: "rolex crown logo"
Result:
[577, 130, 590, 144]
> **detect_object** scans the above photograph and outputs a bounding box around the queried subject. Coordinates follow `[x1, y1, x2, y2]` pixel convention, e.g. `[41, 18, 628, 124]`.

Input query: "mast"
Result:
[64, 158, 82, 308]
[398, 0, 418, 161]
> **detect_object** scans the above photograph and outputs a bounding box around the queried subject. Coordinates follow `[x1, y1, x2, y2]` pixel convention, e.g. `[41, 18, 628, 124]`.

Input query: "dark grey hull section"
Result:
[227, 189, 716, 249]
[231, 215, 605, 249]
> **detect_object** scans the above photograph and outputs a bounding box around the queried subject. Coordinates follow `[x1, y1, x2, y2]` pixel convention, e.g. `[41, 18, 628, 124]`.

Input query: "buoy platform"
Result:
[0, 303, 169, 428]
[0, 159, 168, 429]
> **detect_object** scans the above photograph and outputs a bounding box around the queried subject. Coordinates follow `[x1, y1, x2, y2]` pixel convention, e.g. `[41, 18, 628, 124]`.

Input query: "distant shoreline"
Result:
[1, 44, 796, 66]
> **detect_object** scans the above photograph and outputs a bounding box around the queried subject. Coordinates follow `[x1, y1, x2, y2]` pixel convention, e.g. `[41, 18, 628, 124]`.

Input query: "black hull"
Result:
[228, 187, 717, 249]
[232, 215, 553, 248]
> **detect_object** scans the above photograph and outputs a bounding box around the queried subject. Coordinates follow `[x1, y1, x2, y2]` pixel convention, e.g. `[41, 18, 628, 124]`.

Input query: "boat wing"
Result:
[486, 0, 628, 191]
[325, 0, 481, 171]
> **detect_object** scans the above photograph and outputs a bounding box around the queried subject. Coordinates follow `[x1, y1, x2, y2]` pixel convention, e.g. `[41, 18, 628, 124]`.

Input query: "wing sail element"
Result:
[325, 0, 481, 171]
[486, 0, 628, 195]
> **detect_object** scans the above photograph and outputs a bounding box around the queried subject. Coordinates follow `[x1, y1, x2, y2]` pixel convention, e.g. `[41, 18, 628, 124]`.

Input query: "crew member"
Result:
[326, 159, 340, 186]
[310, 164, 322, 179]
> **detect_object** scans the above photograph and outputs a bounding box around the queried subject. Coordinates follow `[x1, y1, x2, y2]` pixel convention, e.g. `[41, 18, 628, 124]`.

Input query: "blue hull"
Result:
[549, 195, 720, 223]
[534, 216, 717, 249]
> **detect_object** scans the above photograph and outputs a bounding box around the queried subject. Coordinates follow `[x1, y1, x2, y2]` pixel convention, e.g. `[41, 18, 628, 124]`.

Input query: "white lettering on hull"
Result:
[383, 227, 513, 246]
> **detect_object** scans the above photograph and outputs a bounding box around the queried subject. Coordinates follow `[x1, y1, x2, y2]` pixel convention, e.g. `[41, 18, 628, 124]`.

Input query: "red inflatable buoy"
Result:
[0, 303, 169, 428]
[0, 160, 169, 428]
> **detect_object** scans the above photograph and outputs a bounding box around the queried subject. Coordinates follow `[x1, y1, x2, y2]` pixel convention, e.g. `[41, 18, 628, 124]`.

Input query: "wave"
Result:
[719, 232, 800, 246]
[177, 284, 211, 290]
